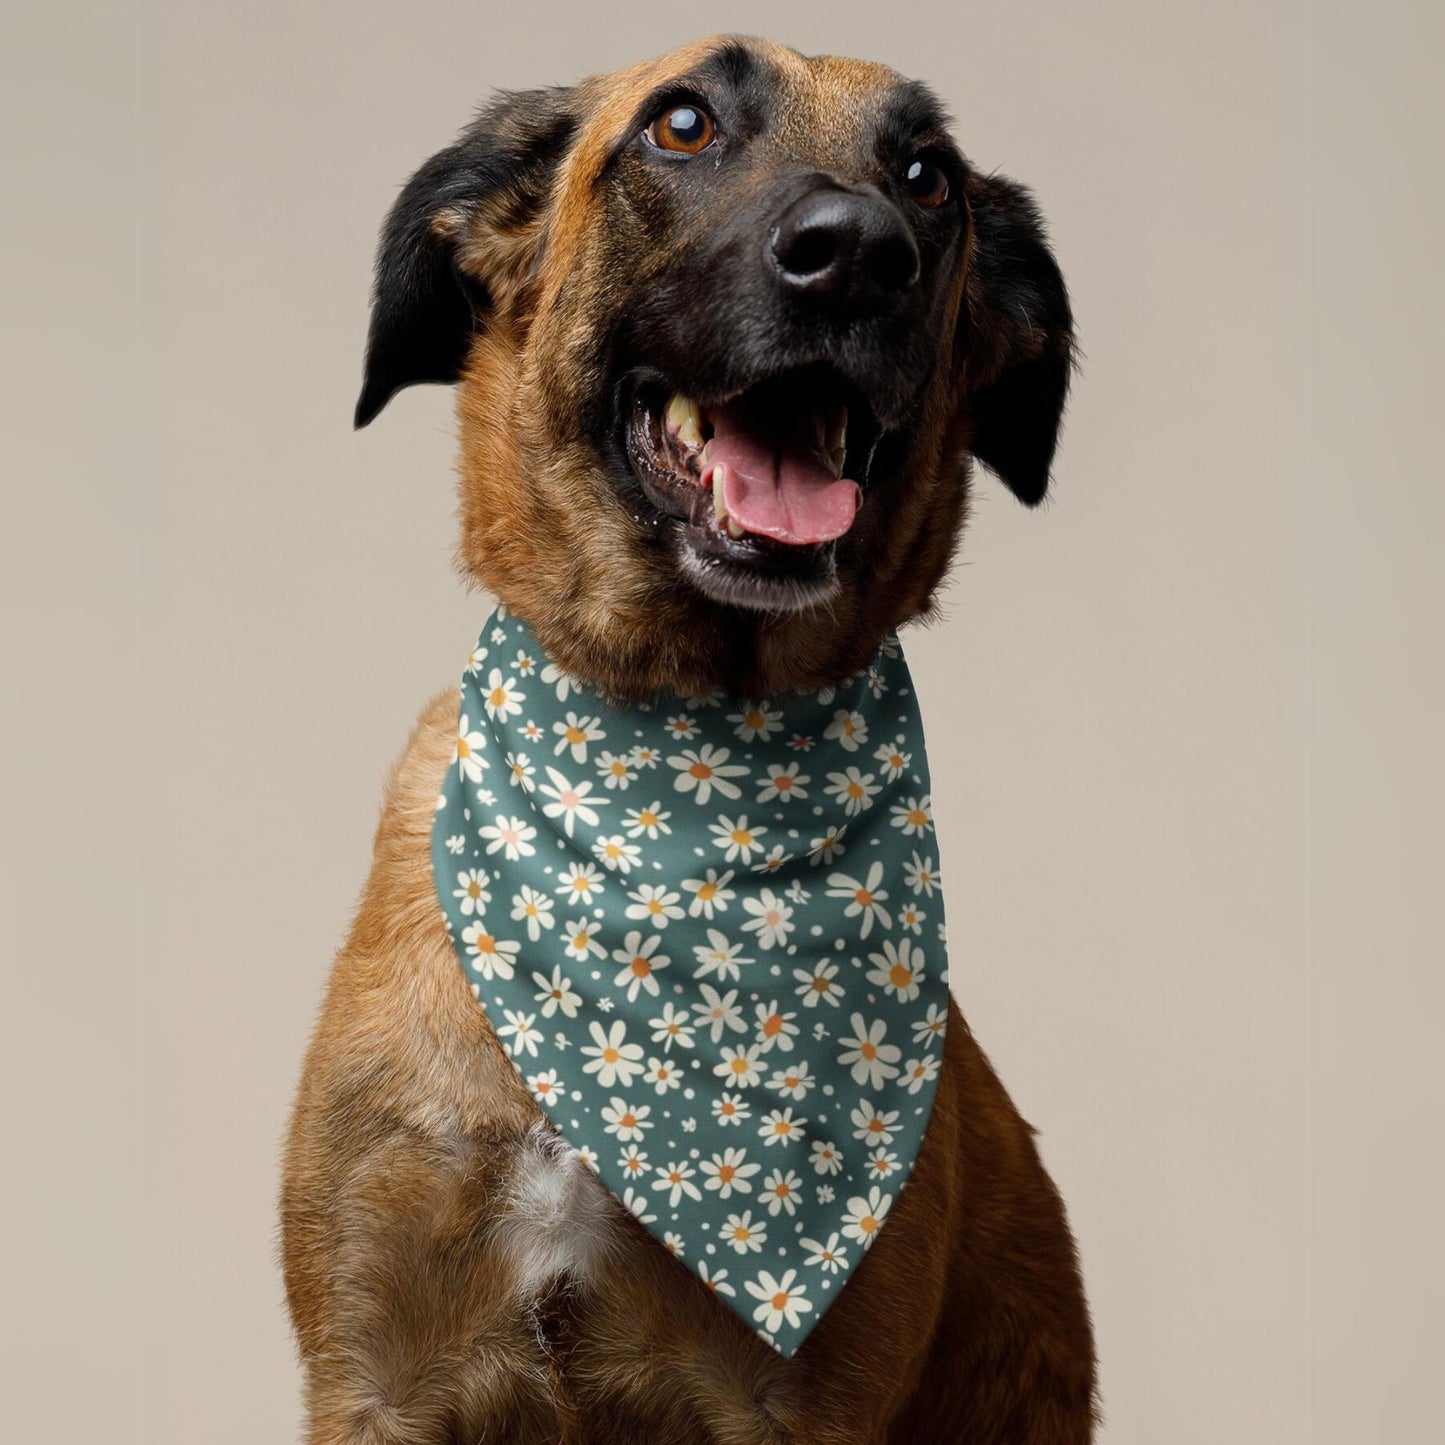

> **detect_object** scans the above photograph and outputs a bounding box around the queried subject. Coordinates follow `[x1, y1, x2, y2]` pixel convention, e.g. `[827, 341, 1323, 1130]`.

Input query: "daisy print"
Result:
[714, 1091, 751, 1126]
[761, 1167, 804, 1216]
[479, 814, 537, 860]
[668, 743, 747, 804]
[800, 1233, 848, 1274]
[600, 1097, 652, 1141]
[787, 733, 815, 752]
[720, 1210, 767, 1255]
[823, 767, 880, 817]
[556, 861, 605, 904]
[756, 762, 808, 804]
[715, 1044, 764, 1088]
[700, 1146, 759, 1199]
[573, 1143, 599, 1171]
[741, 889, 794, 949]
[593, 834, 641, 873]
[553, 712, 605, 763]
[649, 1001, 695, 1052]
[850, 1100, 901, 1146]
[520, 720, 544, 743]
[454, 714, 489, 783]
[595, 750, 637, 790]
[841, 1186, 894, 1249]
[745, 1270, 811, 1334]
[757, 1107, 806, 1147]
[663, 1232, 685, 1257]
[443, 834, 465, 855]
[825, 861, 892, 938]
[624, 883, 685, 929]
[693, 983, 747, 1041]
[823, 708, 868, 752]
[697, 1261, 735, 1297]
[766, 1060, 815, 1101]
[653, 1160, 701, 1206]
[709, 814, 768, 865]
[838, 1013, 902, 1089]
[898, 900, 926, 934]
[692, 930, 753, 983]
[807, 825, 847, 864]
[531, 964, 579, 1019]
[664, 713, 700, 741]
[903, 850, 940, 896]
[618, 1143, 649, 1180]
[752, 844, 792, 876]
[621, 1185, 655, 1225]
[496, 1009, 542, 1058]
[538, 767, 606, 837]
[511, 885, 555, 940]
[481, 670, 524, 722]
[729, 700, 783, 743]
[526, 1068, 564, 1106]
[873, 738, 912, 780]
[865, 937, 925, 1003]
[913, 1001, 949, 1046]
[540, 660, 582, 702]
[628, 742, 661, 770]
[866, 1148, 902, 1183]
[792, 960, 845, 1009]
[610, 930, 669, 1001]
[580, 1021, 645, 1089]
[890, 794, 934, 837]
[466, 643, 488, 676]
[512, 647, 537, 676]
[901, 1054, 942, 1095]
[682, 867, 735, 918]
[561, 918, 605, 961]
[753, 1001, 799, 1054]
[622, 801, 672, 839]
[504, 750, 535, 791]
[460, 923, 518, 982]
[642, 1056, 683, 1094]
[452, 867, 492, 917]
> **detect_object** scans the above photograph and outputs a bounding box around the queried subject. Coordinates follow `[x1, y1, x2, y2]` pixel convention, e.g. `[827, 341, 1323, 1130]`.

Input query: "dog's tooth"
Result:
[828, 445, 846, 478]
[726, 516, 746, 540]
[666, 392, 704, 449]
[711, 465, 726, 522]
[827, 405, 848, 459]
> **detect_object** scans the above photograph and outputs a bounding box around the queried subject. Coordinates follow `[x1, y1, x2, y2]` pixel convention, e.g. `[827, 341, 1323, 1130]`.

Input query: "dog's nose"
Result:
[768, 187, 920, 315]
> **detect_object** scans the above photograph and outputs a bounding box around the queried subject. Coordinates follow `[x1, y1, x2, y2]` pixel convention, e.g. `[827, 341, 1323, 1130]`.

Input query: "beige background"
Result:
[4, 0, 1442, 1441]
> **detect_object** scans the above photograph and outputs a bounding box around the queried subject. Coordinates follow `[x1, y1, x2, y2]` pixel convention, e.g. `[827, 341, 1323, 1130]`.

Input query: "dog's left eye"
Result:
[646, 104, 716, 155]
[902, 154, 951, 208]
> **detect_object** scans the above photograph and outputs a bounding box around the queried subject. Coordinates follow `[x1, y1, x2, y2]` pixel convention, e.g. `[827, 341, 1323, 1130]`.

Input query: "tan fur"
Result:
[284, 37, 1095, 1443]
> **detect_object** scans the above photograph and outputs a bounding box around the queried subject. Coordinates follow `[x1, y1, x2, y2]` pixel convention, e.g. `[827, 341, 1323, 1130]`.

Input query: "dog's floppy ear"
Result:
[959, 172, 1075, 505]
[354, 88, 578, 429]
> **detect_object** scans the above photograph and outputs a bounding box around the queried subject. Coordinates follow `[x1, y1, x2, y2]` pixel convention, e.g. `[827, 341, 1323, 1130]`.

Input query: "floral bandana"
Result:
[432, 605, 949, 1356]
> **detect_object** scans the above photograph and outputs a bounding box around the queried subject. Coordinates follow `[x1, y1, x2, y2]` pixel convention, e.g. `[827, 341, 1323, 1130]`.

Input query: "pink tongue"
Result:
[704, 404, 860, 545]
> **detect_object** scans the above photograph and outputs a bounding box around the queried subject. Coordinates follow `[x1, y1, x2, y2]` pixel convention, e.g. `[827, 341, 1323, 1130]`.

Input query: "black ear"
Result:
[354, 88, 577, 429]
[961, 173, 1075, 505]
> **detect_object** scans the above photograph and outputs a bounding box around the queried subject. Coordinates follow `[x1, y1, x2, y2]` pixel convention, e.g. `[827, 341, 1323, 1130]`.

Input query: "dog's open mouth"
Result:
[623, 368, 882, 611]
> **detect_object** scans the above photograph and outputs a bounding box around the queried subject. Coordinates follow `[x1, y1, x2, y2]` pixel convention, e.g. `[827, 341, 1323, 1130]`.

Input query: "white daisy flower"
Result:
[478, 814, 537, 861]
[837, 1013, 902, 1089]
[561, 917, 605, 961]
[766, 1061, 815, 1100]
[504, 751, 535, 792]
[913, 1001, 949, 1046]
[792, 960, 845, 1009]
[555, 861, 606, 903]
[610, 930, 669, 1001]
[513, 648, 536, 676]
[901, 1054, 942, 1094]
[700, 1146, 759, 1199]
[800, 1232, 849, 1274]
[761, 1168, 803, 1216]
[719, 1210, 767, 1254]
[444, 834, 466, 855]
[865, 938, 924, 1003]
[714, 1090, 751, 1127]
[618, 1143, 648, 1180]
[510, 886, 555, 941]
[898, 901, 926, 934]
[873, 739, 911, 780]
[682, 867, 735, 919]
[709, 814, 768, 864]
[624, 882, 685, 929]
[841, 1186, 893, 1249]
[454, 714, 489, 783]
[741, 889, 794, 949]
[668, 743, 748, 804]
[552, 711, 605, 763]
[540, 660, 582, 702]
[531, 964, 579, 1019]
[460, 923, 518, 982]
[903, 850, 940, 896]
[593, 834, 642, 873]
[693, 984, 748, 1043]
[890, 794, 934, 837]
[595, 750, 637, 790]
[481, 670, 524, 722]
[628, 743, 661, 770]
[496, 1009, 542, 1057]
[600, 1097, 652, 1141]
[573, 1144, 598, 1172]
[664, 713, 700, 740]
[823, 767, 880, 817]
[850, 1100, 901, 1146]
[649, 1001, 695, 1052]
[756, 762, 809, 804]
[823, 708, 869, 752]
[453, 867, 492, 917]
[867, 1147, 902, 1179]
[621, 801, 672, 839]
[663, 1232, 685, 1257]
[753, 1001, 799, 1054]
[728, 700, 784, 743]
[807, 825, 848, 864]
[715, 1044, 764, 1088]
[621, 1185, 655, 1224]
[816, 1184, 835, 1204]
[698, 1261, 735, 1297]
[538, 767, 606, 837]
[526, 1068, 564, 1105]
[744, 1270, 811, 1332]
[825, 860, 892, 938]
[652, 1160, 701, 1206]
[692, 930, 753, 983]
[642, 1055, 682, 1094]
[757, 1107, 807, 1147]
[466, 644, 488, 676]
[581, 1021, 645, 1087]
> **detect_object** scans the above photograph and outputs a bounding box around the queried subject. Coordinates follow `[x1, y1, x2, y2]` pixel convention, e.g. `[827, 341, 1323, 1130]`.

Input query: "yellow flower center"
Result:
[488, 687, 506, 708]
[565, 725, 586, 744]
[730, 828, 752, 847]
[860, 1041, 877, 1060]
[771, 1290, 790, 1310]
[889, 962, 913, 988]
[457, 738, 471, 758]
[602, 1047, 619, 1064]
[630, 957, 651, 977]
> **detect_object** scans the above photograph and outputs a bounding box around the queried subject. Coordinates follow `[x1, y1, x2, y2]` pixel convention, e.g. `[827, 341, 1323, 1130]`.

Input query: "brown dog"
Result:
[283, 36, 1095, 1443]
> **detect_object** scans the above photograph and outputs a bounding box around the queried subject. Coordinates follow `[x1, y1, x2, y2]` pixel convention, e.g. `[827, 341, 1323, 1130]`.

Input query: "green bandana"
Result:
[432, 605, 949, 1355]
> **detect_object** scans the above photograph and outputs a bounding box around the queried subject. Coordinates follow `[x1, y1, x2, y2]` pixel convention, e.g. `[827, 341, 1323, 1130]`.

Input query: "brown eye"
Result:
[903, 155, 950, 208]
[647, 104, 716, 154]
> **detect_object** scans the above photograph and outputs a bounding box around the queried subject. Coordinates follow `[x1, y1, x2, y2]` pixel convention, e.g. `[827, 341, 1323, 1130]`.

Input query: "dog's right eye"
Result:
[646, 104, 716, 155]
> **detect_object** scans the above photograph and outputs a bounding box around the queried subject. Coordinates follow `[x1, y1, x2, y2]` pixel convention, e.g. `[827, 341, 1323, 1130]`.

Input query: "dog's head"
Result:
[357, 37, 1072, 696]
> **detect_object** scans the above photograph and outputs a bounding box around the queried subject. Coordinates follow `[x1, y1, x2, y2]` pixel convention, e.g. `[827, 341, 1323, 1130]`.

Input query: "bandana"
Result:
[432, 605, 949, 1355]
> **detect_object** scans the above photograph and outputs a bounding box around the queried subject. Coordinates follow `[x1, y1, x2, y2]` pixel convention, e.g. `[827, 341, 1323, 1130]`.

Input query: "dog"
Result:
[283, 35, 1095, 1443]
